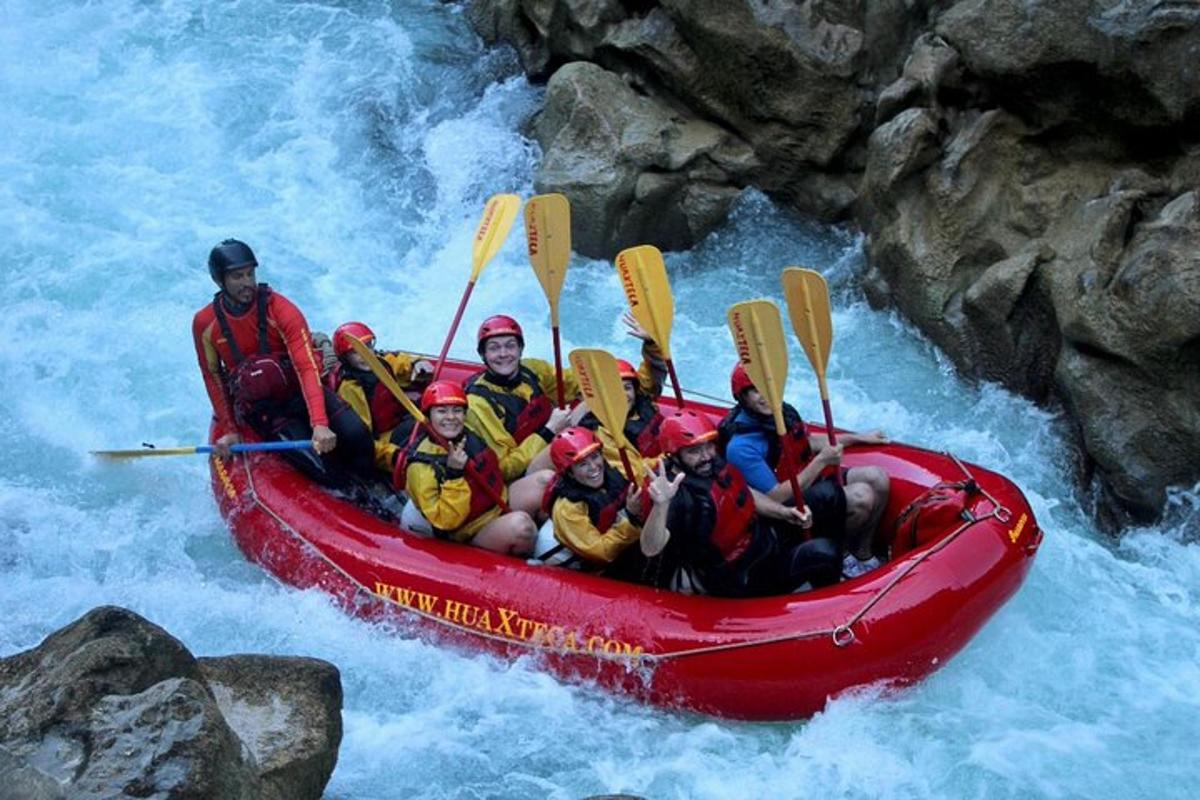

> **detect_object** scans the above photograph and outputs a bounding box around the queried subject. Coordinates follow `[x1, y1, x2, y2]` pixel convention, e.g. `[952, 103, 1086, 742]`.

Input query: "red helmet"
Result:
[550, 427, 602, 473]
[476, 315, 524, 354]
[730, 362, 755, 399]
[333, 321, 376, 358]
[615, 358, 638, 381]
[658, 410, 718, 456]
[420, 380, 468, 412]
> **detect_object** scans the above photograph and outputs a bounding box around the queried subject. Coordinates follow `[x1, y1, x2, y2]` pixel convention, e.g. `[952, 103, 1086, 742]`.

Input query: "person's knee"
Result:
[510, 511, 537, 554]
[845, 484, 875, 520]
[862, 466, 890, 497]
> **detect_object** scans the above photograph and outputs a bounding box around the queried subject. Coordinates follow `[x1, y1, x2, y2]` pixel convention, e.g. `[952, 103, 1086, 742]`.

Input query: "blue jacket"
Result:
[723, 408, 783, 494]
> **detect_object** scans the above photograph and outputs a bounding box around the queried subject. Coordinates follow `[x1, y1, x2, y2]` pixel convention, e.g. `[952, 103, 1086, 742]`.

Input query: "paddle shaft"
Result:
[431, 279, 477, 381]
[770, 396, 809, 518]
[817, 382, 843, 487]
[664, 359, 685, 408]
[551, 325, 566, 408]
[618, 447, 636, 483]
[92, 440, 314, 459]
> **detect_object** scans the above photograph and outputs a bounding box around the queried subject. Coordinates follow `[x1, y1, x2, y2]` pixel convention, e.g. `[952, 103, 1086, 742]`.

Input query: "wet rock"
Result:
[937, 0, 1200, 127]
[471, 0, 934, 225]
[199, 656, 342, 800]
[0, 606, 342, 800]
[533, 61, 756, 257]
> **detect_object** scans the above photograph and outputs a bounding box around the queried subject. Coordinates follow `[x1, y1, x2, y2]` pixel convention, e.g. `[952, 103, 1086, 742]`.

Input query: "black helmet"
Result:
[208, 239, 258, 285]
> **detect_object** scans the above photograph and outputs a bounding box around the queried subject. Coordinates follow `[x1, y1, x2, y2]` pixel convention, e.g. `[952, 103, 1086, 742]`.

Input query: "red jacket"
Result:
[192, 288, 327, 431]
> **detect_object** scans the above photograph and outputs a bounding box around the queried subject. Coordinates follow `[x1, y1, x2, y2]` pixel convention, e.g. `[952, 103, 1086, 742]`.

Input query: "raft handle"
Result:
[832, 625, 856, 648]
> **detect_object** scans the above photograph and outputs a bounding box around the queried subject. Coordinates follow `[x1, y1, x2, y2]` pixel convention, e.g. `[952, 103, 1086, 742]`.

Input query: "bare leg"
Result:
[471, 511, 537, 556]
[846, 466, 890, 550]
[508, 469, 554, 520]
[526, 446, 554, 475]
[842, 483, 877, 560]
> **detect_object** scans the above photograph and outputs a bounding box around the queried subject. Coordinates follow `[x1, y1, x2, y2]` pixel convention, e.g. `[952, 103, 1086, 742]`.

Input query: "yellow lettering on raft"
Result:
[369, 581, 645, 659]
[1008, 513, 1028, 544]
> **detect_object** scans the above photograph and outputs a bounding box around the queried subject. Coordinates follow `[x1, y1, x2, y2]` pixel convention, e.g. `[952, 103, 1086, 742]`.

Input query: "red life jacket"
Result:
[626, 393, 664, 457]
[465, 366, 553, 443]
[211, 285, 301, 416]
[339, 363, 408, 434]
[407, 432, 505, 531]
[707, 463, 758, 563]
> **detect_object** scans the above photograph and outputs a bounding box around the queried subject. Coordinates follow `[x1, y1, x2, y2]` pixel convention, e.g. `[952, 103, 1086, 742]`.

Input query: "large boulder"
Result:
[0, 607, 342, 800]
[533, 61, 757, 257]
[472, 0, 936, 231]
[199, 656, 343, 800]
[937, 0, 1200, 127]
[860, 36, 1200, 520]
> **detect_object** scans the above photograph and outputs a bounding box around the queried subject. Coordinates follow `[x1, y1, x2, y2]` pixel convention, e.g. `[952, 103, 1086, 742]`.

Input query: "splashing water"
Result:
[1, 2, 1196, 798]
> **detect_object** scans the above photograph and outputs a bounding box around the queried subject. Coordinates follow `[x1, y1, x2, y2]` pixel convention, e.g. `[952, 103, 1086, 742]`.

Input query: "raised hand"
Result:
[622, 311, 654, 343]
[446, 438, 468, 470]
[645, 460, 684, 506]
[625, 483, 645, 518]
[565, 399, 591, 427]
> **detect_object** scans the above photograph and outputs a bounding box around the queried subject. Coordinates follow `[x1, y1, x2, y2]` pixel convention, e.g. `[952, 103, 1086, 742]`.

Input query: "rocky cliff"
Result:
[467, 0, 1199, 525]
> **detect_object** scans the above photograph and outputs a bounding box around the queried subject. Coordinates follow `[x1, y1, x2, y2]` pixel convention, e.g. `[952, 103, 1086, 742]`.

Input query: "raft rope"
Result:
[234, 457, 657, 664]
[231, 449, 1011, 666]
[642, 453, 1012, 661]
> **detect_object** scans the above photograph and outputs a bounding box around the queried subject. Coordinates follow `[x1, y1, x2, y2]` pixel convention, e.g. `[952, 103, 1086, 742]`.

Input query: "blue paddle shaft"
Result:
[199, 441, 315, 454]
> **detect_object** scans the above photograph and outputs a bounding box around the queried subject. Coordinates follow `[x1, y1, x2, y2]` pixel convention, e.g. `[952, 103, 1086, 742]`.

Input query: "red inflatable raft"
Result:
[209, 359, 1043, 721]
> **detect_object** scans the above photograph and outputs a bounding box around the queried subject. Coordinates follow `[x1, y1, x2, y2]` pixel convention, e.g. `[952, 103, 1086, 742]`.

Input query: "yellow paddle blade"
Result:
[470, 193, 521, 280]
[727, 300, 790, 435]
[781, 267, 834, 380]
[345, 334, 427, 425]
[91, 446, 199, 459]
[524, 193, 571, 326]
[614, 244, 674, 360]
[569, 348, 631, 450]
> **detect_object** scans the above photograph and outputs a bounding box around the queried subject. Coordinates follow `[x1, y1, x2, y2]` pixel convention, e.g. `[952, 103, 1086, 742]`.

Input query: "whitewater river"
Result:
[2, 2, 1197, 798]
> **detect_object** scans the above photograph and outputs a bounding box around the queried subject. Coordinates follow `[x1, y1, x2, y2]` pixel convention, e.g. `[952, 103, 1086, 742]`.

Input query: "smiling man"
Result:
[464, 315, 587, 479]
[641, 409, 841, 597]
[191, 239, 372, 486]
